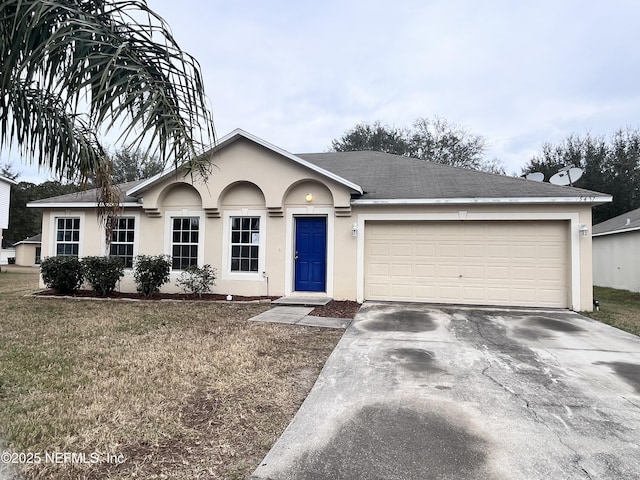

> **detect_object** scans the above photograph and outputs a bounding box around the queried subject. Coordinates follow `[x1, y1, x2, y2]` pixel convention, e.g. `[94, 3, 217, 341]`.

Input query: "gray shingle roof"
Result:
[14, 233, 41, 245]
[593, 207, 640, 235]
[28, 179, 144, 205]
[297, 151, 609, 200]
[29, 151, 610, 206]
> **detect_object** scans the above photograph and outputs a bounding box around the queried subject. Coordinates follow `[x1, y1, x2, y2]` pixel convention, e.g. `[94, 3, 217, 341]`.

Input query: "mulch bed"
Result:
[309, 300, 362, 319]
[33, 290, 362, 319]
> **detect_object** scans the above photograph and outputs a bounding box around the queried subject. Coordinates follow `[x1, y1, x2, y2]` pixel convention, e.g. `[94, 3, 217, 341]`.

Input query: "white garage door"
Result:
[365, 221, 569, 308]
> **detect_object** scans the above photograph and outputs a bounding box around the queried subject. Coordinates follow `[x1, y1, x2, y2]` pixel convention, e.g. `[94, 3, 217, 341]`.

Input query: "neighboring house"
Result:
[592, 207, 640, 293]
[29, 129, 611, 311]
[14, 234, 42, 267]
[0, 174, 17, 264]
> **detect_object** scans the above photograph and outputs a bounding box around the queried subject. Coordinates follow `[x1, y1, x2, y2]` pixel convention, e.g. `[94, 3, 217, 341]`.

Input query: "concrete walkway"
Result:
[249, 306, 351, 329]
[250, 303, 640, 480]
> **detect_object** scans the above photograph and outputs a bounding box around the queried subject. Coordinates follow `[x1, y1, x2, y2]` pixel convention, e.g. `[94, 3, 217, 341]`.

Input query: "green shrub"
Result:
[40, 256, 84, 294]
[176, 264, 217, 297]
[81, 256, 124, 296]
[133, 254, 171, 297]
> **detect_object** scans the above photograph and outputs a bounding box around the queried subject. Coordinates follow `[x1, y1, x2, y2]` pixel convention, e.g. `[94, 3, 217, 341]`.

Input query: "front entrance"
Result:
[294, 217, 327, 292]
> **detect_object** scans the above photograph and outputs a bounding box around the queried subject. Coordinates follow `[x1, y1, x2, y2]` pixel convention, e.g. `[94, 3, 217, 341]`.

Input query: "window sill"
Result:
[223, 272, 264, 281]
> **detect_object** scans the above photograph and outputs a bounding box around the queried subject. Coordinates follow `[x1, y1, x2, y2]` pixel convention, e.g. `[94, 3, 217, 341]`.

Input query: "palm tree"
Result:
[0, 0, 215, 233]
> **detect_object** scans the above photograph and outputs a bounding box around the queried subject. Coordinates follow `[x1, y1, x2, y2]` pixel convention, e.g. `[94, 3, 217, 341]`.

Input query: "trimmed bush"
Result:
[40, 256, 84, 294]
[133, 254, 171, 297]
[176, 264, 217, 297]
[82, 256, 125, 296]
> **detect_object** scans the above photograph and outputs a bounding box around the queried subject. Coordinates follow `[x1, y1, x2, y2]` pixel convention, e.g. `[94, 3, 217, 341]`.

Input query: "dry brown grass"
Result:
[0, 269, 342, 479]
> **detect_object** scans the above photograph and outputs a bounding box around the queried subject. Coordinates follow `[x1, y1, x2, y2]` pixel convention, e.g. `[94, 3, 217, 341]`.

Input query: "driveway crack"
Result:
[481, 361, 594, 480]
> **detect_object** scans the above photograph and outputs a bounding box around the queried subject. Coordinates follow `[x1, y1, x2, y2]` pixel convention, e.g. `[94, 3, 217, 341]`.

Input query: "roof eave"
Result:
[27, 202, 142, 209]
[351, 195, 613, 206]
[593, 226, 640, 237]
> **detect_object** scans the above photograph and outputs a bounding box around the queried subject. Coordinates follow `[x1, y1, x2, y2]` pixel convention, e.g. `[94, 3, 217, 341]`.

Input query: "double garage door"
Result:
[365, 221, 569, 308]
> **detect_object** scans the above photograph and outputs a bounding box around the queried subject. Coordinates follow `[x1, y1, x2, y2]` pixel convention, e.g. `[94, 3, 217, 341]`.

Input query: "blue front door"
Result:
[294, 217, 327, 292]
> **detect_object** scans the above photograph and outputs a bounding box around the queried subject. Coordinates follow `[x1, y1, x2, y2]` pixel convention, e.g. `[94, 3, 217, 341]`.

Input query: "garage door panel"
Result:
[462, 265, 485, 280]
[512, 288, 537, 303]
[487, 245, 509, 259]
[462, 286, 486, 301]
[487, 266, 510, 281]
[415, 244, 436, 257]
[437, 285, 461, 301]
[391, 264, 412, 277]
[415, 264, 436, 278]
[437, 264, 461, 279]
[463, 244, 485, 258]
[438, 244, 460, 258]
[365, 221, 568, 308]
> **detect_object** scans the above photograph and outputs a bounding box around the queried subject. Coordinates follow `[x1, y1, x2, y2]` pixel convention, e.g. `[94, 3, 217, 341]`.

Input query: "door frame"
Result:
[285, 208, 334, 296]
[294, 216, 328, 292]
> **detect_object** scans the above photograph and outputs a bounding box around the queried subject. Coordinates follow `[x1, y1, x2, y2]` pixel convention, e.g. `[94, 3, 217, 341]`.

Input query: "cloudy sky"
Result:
[5, 0, 640, 183]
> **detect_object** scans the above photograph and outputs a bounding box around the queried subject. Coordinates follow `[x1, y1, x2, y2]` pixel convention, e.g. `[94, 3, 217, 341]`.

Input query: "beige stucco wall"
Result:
[15, 243, 39, 266]
[593, 231, 640, 293]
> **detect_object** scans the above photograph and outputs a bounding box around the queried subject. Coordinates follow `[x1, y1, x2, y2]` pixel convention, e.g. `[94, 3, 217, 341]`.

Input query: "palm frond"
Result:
[0, 0, 215, 181]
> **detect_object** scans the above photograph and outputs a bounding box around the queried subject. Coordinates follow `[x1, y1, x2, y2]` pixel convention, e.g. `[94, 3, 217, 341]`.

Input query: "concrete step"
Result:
[272, 296, 332, 306]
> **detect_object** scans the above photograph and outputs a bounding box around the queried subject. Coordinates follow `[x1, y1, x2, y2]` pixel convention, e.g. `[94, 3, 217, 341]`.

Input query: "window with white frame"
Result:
[230, 217, 260, 272]
[171, 217, 199, 269]
[55, 217, 80, 256]
[110, 217, 135, 268]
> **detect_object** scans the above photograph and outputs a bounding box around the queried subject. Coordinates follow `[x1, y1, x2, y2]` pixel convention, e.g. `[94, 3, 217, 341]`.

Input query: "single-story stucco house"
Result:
[14, 233, 42, 267]
[592, 207, 640, 293]
[29, 129, 611, 311]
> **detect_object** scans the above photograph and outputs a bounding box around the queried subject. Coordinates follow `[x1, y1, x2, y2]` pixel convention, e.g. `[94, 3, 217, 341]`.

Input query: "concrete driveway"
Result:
[250, 303, 640, 480]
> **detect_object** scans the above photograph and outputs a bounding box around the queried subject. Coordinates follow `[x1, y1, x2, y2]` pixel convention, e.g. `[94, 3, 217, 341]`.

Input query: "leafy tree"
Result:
[0, 162, 20, 180]
[331, 121, 410, 155]
[0, 0, 215, 244]
[409, 117, 491, 170]
[4, 181, 82, 247]
[109, 148, 165, 184]
[522, 129, 640, 223]
[331, 117, 504, 173]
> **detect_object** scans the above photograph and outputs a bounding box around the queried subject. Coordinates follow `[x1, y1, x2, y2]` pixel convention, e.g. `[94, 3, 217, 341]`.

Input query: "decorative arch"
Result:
[283, 179, 334, 207]
[158, 182, 203, 209]
[219, 181, 266, 207]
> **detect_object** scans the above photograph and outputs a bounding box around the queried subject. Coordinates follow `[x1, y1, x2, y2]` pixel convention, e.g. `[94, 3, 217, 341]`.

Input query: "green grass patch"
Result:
[583, 286, 640, 336]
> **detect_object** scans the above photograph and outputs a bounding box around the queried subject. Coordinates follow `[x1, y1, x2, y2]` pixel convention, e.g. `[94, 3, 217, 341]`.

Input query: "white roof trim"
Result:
[592, 226, 640, 237]
[0, 175, 17, 185]
[27, 202, 142, 208]
[126, 128, 364, 196]
[352, 196, 613, 205]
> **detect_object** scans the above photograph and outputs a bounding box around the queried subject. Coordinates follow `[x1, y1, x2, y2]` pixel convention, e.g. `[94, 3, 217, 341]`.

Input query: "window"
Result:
[35, 247, 41, 265]
[110, 217, 135, 268]
[172, 217, 199, 269]
[230, 217, 260, 272]
[55, 218, 80, 256]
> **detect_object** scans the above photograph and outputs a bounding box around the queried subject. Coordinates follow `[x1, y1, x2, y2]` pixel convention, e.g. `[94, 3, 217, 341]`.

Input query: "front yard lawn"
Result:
[583, 286, 640, 336]
[0, 269, 343, 479]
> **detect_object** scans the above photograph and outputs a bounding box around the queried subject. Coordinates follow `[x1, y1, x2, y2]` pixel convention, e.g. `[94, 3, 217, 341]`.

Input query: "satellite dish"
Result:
[549, 166, 584, 186]
[568, 167, 583, 183]
[526, 172, 545, 182]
